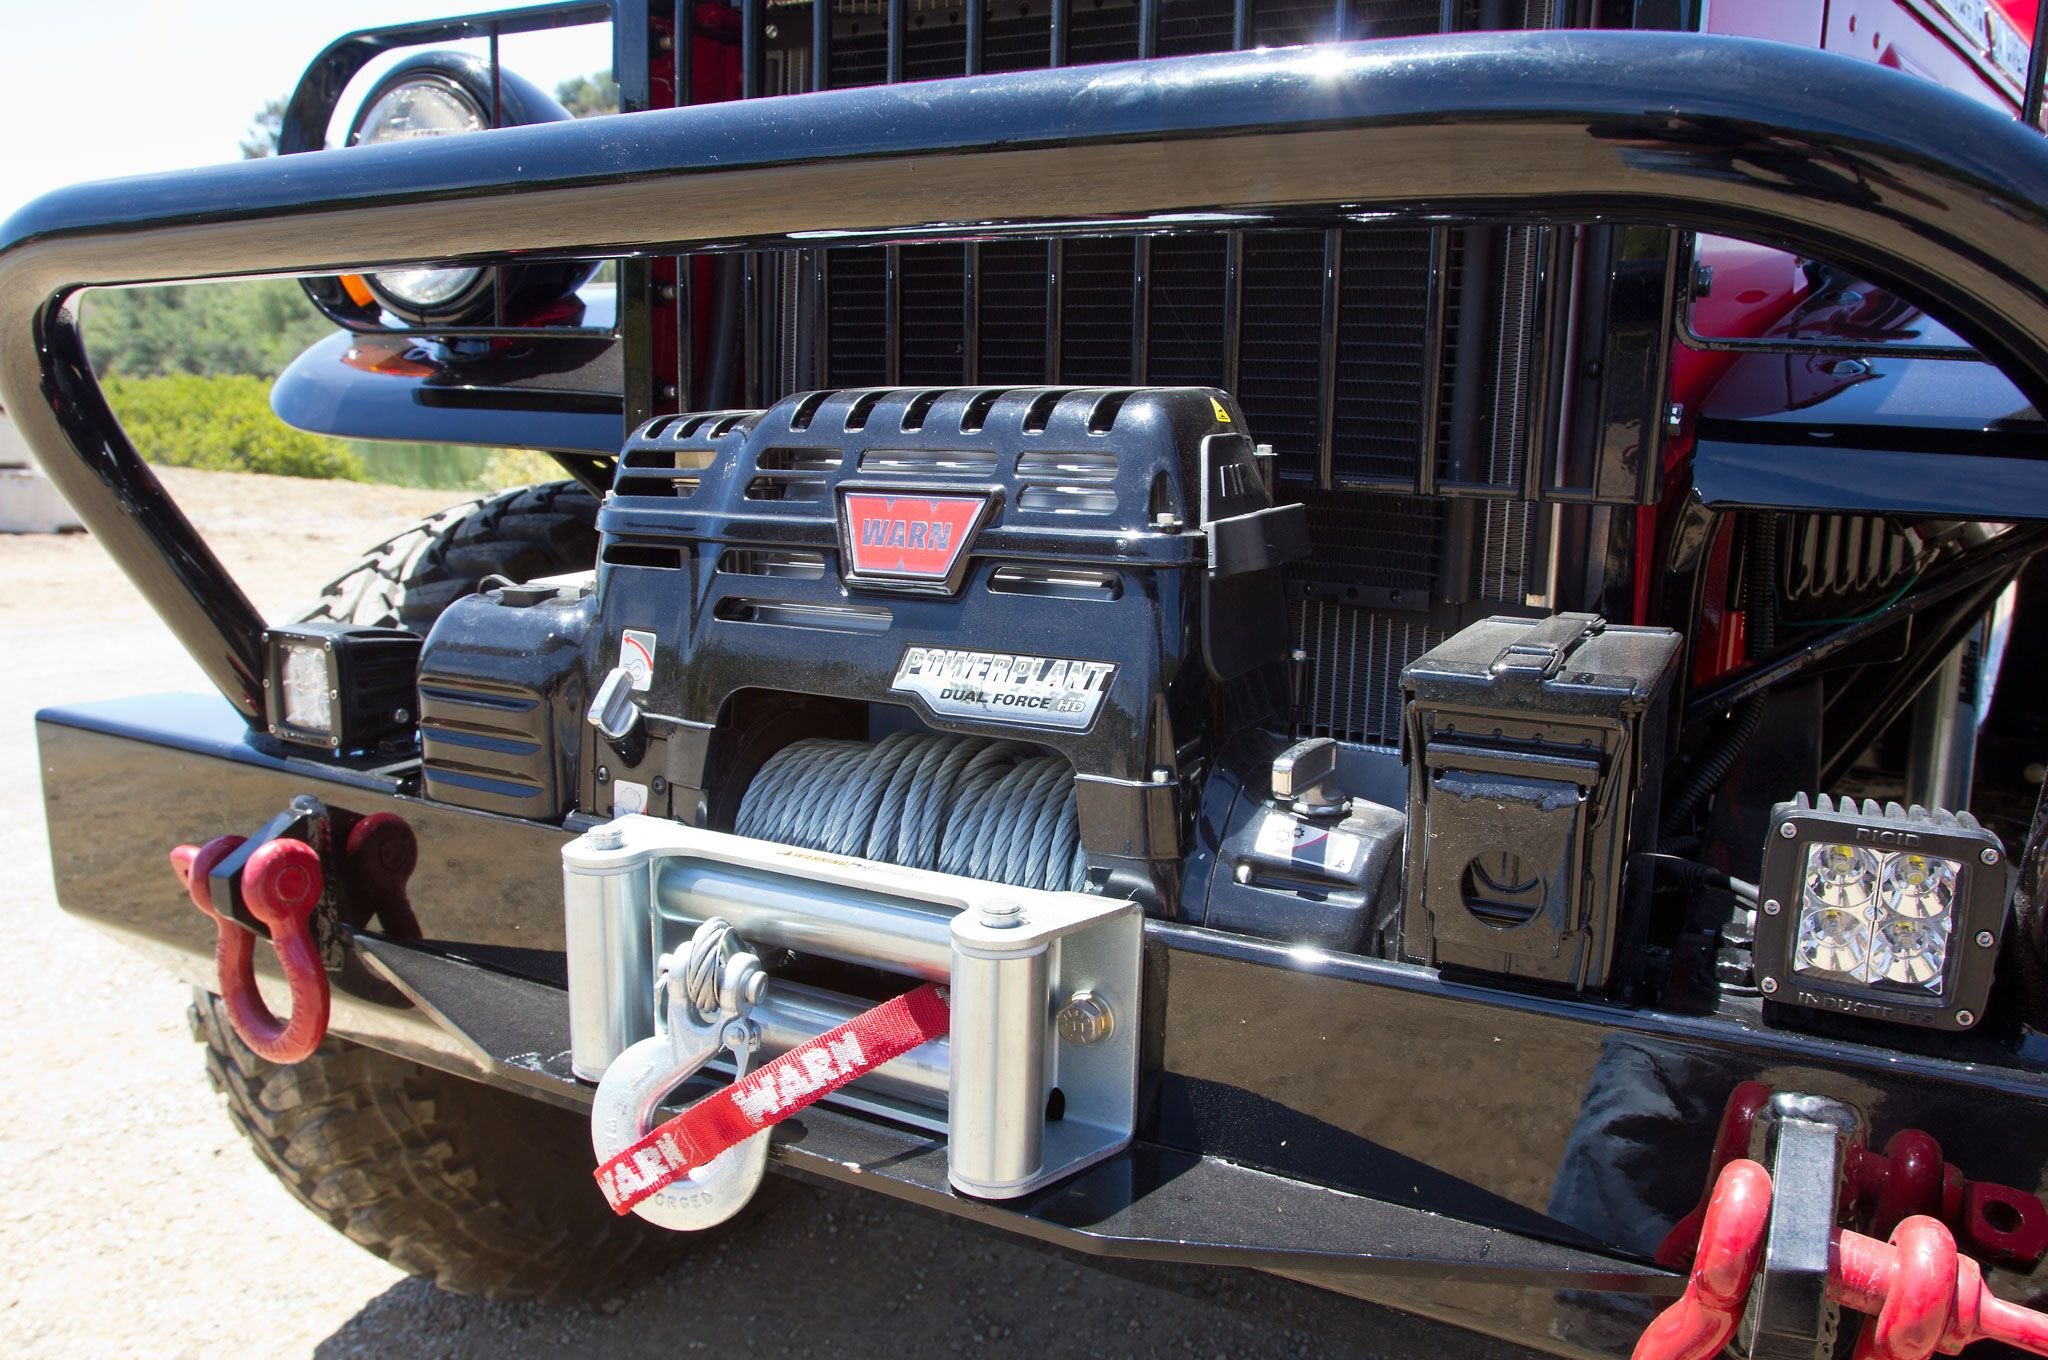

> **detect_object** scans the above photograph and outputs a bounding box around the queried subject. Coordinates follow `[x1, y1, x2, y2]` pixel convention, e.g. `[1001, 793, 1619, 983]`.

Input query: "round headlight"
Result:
[351, 76, 490, 319]
[296, 51, 597, 331]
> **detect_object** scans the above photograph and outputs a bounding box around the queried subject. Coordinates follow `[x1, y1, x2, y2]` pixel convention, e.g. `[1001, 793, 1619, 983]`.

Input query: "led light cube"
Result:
[1755, 794, 2006, 1030]
[262, 622, 422, 751]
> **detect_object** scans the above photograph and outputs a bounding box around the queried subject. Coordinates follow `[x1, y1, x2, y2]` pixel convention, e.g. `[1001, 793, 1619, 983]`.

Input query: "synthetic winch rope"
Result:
[736, 732, 1086, 892]
[594, 983, 951, 1214]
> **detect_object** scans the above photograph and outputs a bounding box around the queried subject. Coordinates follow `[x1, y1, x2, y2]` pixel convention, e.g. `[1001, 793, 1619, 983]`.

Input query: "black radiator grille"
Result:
[1146, 235, 1228, 386]
[1294, 601, 1451, 747]
[734, 0, 1562, 747]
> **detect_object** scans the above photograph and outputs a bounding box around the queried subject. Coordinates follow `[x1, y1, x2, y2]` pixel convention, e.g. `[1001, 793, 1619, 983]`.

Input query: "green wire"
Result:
[1791, 572, 1922, 628]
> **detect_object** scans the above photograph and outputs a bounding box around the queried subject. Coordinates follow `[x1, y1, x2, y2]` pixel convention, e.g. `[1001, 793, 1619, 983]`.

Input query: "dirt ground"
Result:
[0, 468, 1539, 1360]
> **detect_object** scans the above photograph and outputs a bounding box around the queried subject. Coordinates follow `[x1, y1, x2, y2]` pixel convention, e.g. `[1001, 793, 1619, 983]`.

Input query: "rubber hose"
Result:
[736, 735, 1086, 893]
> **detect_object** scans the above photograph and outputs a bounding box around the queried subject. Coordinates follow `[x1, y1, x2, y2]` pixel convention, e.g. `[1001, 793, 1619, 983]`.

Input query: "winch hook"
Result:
[171, 833, 330, 1064]
[590, 917, 773, 1231]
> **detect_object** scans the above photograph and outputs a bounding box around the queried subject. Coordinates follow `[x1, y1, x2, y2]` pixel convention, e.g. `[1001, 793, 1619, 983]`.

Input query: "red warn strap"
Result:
[596, 983, 950, 1214]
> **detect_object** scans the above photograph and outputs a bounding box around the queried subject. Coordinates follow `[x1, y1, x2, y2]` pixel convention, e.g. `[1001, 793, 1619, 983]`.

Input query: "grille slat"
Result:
[765, 0, 1556, 751]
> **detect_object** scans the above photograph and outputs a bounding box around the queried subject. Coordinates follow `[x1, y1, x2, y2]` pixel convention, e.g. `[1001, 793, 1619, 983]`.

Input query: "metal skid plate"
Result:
[563, 815, 1140, 1199]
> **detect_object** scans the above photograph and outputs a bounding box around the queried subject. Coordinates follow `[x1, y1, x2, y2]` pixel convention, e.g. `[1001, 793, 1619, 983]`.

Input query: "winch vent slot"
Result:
[960, 389, 1006, 432]
[901, 389, 944, 431]
[745, 474, 830, 501]
[858, 447, 1000, 476]
[756, 447, 842, 472]
[603, 541, 687, 570]
[989, 564, 1122, 600]
[845, 391, 888, 431]
[788, 390, 830, 432]
[718, 548, 827, 578]
[615, 442, 714, 499]
[1021, 390, 1071, 433]
[613, 471, 701, 498]
[714, 598, 892, 631]
[1086, 390, 1134, 433]
[1016, 445, 1118, 513]
[1017, 448, 1117, 481]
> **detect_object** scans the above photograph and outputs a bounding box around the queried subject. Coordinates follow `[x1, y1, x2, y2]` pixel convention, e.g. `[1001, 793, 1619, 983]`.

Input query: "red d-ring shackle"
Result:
[1636, 1159, 2048, 1360]
[170, 834, 330, 1063]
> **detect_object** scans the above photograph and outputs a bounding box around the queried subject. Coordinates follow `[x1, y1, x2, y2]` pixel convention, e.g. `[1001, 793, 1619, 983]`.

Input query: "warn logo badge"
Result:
[840, 492, 989, 591]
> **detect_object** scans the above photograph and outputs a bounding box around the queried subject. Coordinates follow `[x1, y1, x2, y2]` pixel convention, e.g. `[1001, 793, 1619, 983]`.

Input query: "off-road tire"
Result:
[299, 480, 600, 634]
[191, 990, 692, 1302]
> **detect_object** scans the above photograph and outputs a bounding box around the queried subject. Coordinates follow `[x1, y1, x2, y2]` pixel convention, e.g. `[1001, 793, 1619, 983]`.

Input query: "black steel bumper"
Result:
[42, 694, 2048, 1358]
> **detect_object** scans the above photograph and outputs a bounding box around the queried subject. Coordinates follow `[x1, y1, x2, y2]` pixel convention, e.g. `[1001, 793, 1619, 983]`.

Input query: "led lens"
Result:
[1796, 905, 1874, 976]
[354, 80, 487, 312]
[1882, 853, 1958, 919]
[1792, 842, 1961, 991]
[1876, 915, 1950, 989]
[1807, 842, 1880, 911]
[280, 644, 334, 735]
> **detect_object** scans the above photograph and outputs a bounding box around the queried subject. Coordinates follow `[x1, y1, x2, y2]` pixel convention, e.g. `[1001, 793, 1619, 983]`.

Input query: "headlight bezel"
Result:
[346, 70, 495, 323]
[293, 49, 597, 332]
[1755, 794, 2007, 1030]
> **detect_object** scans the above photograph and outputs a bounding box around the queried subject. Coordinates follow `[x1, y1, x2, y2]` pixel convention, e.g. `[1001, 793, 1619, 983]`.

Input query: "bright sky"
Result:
[0, 1, 615, 223]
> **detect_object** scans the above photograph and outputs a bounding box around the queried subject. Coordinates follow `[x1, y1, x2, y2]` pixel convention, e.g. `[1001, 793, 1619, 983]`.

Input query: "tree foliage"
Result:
[103, 375, 364, 480]
[241, 96, 287, 159]
[555, 70, 617, 118]
[82, 281, 335, 381]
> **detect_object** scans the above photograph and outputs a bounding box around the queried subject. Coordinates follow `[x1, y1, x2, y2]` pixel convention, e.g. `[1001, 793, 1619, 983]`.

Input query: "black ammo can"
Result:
[1400, 613, 1680, 992]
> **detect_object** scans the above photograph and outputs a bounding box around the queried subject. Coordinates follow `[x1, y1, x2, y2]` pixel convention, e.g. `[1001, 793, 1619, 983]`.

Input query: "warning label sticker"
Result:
[620, 630, 658, 692]
[1254, 812, 1362, 877]
[891, 646, 1116, 732]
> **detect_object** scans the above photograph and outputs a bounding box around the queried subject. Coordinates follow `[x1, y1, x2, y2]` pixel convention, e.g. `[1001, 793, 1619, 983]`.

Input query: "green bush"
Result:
[102, 373, 365, 481]
[84, 280, 336, 381]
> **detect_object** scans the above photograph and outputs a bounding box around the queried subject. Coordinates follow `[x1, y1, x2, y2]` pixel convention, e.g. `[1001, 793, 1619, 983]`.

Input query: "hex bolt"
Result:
[1763, 898, 1782, 916]
[979, 898, 1023, 930]
[1761, 977, 1780, 995]
[585, 823, 624, 851]
[1977, 930, 1997, 948]
[1982, 847, 2002, 866]
[1779, 822, 1799, 839]
[1056, 992, 1115, 1047]
[1956, 1010, 1977, 1027]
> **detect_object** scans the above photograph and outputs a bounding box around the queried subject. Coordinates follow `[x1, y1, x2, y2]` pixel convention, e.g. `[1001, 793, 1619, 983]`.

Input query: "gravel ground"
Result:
[0, 468, 1543, 1360]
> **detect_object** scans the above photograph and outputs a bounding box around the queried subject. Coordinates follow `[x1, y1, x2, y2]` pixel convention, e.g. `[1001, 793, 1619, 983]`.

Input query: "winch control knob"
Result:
[588, 666, 645, 746]
[1272, 738, 1350, 819]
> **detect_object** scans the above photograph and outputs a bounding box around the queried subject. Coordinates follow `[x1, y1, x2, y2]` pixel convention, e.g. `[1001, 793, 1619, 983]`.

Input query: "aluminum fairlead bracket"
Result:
[589, 918, 772, 1231]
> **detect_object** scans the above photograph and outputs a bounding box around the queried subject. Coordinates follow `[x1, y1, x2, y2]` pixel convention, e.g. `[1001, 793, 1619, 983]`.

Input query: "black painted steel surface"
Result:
[11, 34, 2048, 713]
[38, 694, 2048, 1360]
